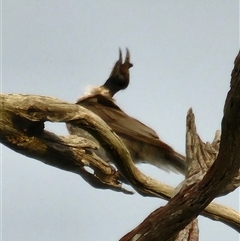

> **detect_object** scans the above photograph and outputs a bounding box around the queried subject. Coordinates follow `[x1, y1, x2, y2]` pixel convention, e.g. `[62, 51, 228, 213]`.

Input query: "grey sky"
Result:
[2, 1, 239, 240]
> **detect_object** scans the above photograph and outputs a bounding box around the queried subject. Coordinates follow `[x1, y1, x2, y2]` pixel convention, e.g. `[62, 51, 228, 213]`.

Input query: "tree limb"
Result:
[0, 92, 239, 235]
[1, 51, 240, 239]
[120, 51, 240, 240]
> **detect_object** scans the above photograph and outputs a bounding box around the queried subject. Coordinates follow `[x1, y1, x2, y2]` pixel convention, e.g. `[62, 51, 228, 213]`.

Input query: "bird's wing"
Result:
[77, 94, 173, 152]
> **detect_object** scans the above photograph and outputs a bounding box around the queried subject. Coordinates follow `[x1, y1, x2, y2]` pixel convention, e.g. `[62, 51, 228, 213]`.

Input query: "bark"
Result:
[1, 93, 239, 238]
[1, 51, 240, 240]
[120, 51, 240, 240]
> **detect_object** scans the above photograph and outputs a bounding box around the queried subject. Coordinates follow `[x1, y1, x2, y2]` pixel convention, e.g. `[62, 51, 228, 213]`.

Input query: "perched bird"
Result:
[67, 49, 186, 174]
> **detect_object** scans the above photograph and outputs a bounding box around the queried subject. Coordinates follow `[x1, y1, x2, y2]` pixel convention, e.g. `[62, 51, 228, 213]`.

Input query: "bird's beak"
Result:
[109, 48, 133, 78]
[123, 48, 133, 69]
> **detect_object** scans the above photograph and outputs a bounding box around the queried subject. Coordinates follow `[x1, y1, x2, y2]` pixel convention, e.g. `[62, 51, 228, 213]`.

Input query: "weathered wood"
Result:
[120, 51, 240, 241]
[1, 93, 239, 235]
[1, 50, 240, 240]
[0, 94, 132, 194]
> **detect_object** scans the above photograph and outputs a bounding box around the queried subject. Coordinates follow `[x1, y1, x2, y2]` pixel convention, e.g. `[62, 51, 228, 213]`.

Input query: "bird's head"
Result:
[102, 48, 133, 97]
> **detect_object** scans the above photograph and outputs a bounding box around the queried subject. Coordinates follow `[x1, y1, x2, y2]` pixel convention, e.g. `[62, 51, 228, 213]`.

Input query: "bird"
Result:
[67, 48, 186, 174]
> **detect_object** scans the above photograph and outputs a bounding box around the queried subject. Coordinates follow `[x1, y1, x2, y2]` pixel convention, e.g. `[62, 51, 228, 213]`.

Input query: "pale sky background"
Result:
[1, 1, 240, 241]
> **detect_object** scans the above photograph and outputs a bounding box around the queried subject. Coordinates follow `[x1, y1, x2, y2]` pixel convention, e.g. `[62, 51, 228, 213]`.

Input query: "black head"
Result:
[102, 48, 133, 97]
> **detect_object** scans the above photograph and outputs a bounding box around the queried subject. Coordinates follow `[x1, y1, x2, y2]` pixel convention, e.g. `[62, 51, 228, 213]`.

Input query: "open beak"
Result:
[109, 48, 133, 78]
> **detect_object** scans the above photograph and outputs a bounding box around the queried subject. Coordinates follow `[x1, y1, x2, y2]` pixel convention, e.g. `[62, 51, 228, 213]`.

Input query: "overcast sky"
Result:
[2, 1, 240, 241]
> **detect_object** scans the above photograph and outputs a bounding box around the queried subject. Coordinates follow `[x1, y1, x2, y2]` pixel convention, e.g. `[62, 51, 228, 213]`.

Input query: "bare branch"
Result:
[175, 219, 199, 241]
[0, 95, 132, 194]
[1, 92, 239, 234]
[120, 51, 240, 240]
[1, 45, 240, 241]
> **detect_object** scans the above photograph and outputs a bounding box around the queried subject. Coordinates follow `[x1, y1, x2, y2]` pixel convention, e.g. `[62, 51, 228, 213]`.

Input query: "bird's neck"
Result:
[102, 78, 120, 97]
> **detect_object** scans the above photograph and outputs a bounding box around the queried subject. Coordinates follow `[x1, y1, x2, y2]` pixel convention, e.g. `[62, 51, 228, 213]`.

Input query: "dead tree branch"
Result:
[0, 92, 239, 235]
[1, 51, 240, 240]
[120, 51, 240, 240]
